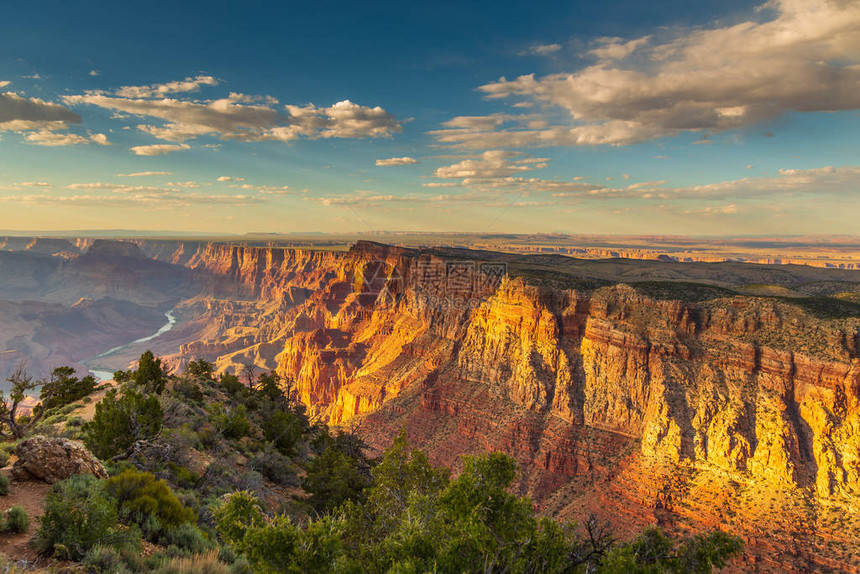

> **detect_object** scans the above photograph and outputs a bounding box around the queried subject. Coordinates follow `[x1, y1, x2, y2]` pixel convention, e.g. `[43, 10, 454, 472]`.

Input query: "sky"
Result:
[1, 0, 859, 236]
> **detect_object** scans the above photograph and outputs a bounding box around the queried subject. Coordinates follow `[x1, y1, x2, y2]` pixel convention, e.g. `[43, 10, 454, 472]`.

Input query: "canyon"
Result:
[2, 237, 860, 571]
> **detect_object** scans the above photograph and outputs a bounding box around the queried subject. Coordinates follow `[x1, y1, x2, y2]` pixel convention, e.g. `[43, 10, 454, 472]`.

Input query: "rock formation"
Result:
[137, 240, 860, 572]
[12, 436, 108, 484]
[3, 237, 860, 570]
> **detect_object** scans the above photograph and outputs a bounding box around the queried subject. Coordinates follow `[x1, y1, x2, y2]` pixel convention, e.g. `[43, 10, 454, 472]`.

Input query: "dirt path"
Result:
[0, 469, 50, 567]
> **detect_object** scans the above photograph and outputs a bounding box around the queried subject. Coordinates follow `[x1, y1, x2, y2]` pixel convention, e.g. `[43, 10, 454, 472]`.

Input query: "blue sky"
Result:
[1, 0, 859, 235]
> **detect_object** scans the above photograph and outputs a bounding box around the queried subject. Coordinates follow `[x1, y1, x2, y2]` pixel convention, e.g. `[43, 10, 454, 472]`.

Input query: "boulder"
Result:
[12, 435, 107, 484]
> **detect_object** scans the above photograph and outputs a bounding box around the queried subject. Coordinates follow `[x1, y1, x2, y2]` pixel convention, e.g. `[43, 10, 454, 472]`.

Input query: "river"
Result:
[82, 309, 177, 381]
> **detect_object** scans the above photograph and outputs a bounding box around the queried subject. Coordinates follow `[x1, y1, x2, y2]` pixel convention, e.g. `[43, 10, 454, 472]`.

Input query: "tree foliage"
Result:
[217, 433, 743, 574]
[186, 358, 215, 380]
[303, 428, 373, 514]
[133, 350, 167, 394]
[0, 363, 96, 438]
[39, 366, 98, 412]
[83, 388, 163, 460]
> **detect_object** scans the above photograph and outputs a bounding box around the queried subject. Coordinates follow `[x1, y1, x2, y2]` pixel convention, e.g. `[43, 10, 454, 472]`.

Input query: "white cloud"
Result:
[376, 157, 418, 166]
[421, 182, 460, 188]
[65, 90, 402, 143]
[434, 150, 549, 179]
[0, 192, 261, 207]
[228, 92, 278, 105]
[166, 181, 201, 188]
[114, 75, 218, 98]
[590, 36, 650, 60]
[317, 194, 416, 207]
[24, 131, 91, 146]
[520, 43, 562, 56]
[0, 81, 10, 88]
[116, 171, 173, 177]
[237, 183, 299, 195]
[445, 0, 860, 147]
[16, 181, 53, 187]
[130, 143, 190, 156]
[430, 117, 653, 148]
[0, 93, 80, 126]
[217, 176, 245, 182]
[0, 92, 101, 145]
[89, 133, 110, 145]
[89, 70, 99, 77]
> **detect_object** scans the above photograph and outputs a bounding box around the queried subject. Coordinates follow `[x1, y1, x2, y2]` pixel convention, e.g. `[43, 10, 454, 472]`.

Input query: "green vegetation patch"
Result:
[632, 281, 737, 302]
[777, 296, 860, 319]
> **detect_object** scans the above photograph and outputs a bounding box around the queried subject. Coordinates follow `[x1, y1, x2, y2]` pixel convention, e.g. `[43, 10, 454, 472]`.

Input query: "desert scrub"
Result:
[35, 473, 140, 560]
[3, 505, 28, 532]
[104, 469, 196, 538]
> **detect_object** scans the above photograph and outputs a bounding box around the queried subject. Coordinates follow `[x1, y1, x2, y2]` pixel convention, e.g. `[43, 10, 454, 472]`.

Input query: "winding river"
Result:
[82, 309, 177, 381]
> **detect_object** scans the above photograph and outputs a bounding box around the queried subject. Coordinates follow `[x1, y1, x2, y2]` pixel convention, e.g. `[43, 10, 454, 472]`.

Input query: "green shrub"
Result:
[167, 462, 200, 489]
[0, 444, 13, 467]
[84, 388, 163, 460]
[161, 523, 215, 554]
[197, 423, 218, 448]
[212, 491, 265, 547]
[151, 550, 231, 574]
[65, 415, 85, 428]
[83, 544, 126, 573]
[249, 446, 299, 487]
[104, 468, 196, 538]
[219, 373, 244, 396]
[4, 505, 28, 533]
[262, 409, 302, 456]
[0, 474, 9, 496]
[174, 379, 204, 404]
[35, 474, 138, 560]
[208, 404, 251, 440]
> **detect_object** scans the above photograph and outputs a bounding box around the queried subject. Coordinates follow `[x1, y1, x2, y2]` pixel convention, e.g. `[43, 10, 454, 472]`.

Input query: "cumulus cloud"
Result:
[430, 117, 652, 149]
[116, 171, 173, 177]
[23, 131, 91, 146]
[434, 150, 548, 179]
[89, 133, 111, 145]
[130, 143, 190, 156]
[376, 157, 418, 166]
[217, 176, 245, 182]
[89, 70, 99, 77]
[65, 86, 402, 145]
[442, 0, 860, 147]
[0, 91, 106, 145]
[0, 92, 81, 128]
[590, 36, 650, 60]
[520, 43, 562, 56]
[0, 81, 10, 88]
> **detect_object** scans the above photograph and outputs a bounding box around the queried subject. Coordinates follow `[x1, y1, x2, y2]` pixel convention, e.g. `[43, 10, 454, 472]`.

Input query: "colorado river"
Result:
[82, 309, 177, 381]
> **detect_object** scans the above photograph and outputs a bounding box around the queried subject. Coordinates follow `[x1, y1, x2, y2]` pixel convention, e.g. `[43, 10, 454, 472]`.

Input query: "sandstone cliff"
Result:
[77, 239, 860, 571]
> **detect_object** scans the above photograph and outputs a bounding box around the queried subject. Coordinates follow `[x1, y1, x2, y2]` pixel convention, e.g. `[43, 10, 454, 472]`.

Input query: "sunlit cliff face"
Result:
[2, 237, 860, 570]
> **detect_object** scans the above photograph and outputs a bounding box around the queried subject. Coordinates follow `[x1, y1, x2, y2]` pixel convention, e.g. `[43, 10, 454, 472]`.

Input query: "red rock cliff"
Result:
[142, 239, 860, 572]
